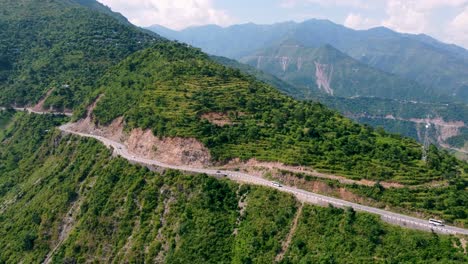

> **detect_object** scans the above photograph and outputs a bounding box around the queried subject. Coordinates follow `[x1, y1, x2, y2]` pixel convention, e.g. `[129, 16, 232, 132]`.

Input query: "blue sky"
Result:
[98, 0, 468, 48]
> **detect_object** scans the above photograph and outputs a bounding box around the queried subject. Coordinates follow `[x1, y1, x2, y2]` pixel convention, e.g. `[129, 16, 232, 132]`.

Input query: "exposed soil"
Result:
[43, 177, 95, 264]
[461, 238, 467, 254]
[30, 88, 73, 114]
[127, 128, 211, 167]
[154, 190, 175, 263]
[233, 186, 249, 236]
[67, 95, 212, 167]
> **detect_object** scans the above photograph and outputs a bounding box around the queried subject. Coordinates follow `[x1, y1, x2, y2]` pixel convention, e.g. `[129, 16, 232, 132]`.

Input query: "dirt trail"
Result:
[275, 203, 304, 262]
[31, 89, 54, 112]
[233, 186, 249, 236]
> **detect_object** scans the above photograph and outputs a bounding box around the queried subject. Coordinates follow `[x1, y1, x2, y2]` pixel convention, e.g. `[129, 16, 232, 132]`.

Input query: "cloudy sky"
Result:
[97, 0, 468, 49]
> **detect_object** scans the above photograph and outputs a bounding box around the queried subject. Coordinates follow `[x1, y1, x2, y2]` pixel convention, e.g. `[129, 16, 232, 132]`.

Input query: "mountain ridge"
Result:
[149, 19, 468, 102]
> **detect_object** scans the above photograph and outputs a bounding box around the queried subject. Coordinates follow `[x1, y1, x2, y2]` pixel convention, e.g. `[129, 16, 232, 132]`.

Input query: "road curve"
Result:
[59, 123, 468, 236]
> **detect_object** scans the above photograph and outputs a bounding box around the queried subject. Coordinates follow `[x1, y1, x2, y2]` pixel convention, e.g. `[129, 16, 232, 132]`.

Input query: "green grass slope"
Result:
[86, 42, 466, 185]
[0, 0, 160, 109]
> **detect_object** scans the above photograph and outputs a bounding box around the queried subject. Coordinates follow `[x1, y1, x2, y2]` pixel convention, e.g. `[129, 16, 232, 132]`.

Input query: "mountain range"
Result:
[149, 20, 468, 103]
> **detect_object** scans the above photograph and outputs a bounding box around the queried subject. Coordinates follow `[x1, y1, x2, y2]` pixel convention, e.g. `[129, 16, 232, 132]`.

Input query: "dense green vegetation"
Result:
[0, 113, 298, 263]
[89, 42, 466, 184]
[1, 1, 467, 262]
[282, 206, 467, 263]
[350, 179, 468, 226]
[0, 113, 466, 263]
[283, 170, 468, 225]
[0, 0, 160, 108]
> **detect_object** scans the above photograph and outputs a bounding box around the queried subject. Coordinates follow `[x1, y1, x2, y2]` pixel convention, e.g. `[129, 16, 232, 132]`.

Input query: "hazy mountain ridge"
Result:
[150, 20, 468, 103]
[239, 42, 435, 101]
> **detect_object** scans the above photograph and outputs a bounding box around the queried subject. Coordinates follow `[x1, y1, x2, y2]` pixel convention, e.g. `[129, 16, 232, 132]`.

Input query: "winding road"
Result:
[59, 123, 468, 236]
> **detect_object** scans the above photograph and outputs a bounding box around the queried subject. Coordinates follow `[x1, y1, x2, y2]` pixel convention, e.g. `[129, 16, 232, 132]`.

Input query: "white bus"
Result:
[429, 219, 444, 226]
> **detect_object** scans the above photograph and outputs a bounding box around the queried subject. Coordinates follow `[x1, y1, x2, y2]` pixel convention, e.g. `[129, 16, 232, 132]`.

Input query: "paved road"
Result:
[59, 123, 468, 236]
[1, 106, 72, 117]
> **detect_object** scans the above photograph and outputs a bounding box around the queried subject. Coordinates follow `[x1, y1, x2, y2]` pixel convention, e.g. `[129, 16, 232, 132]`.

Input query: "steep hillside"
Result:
[75, 42, 467, 185]
[212, 53, 468, 157]
[148, 22, 297, 58]
[0, 0, 160, 109]
[0, 112, 466, 263]
[150, 20, 468, 102]
[240, 42, 434, 101]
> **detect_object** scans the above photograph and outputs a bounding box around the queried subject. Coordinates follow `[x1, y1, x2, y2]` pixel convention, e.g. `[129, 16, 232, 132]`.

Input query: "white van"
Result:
[272, 181, 282, 187]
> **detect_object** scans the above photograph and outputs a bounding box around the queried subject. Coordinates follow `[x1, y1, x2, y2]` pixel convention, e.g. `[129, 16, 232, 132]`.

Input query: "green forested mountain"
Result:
[0, 111, 466, 263]
[0, 0, 160, 109]
[86, 42, 466, 184]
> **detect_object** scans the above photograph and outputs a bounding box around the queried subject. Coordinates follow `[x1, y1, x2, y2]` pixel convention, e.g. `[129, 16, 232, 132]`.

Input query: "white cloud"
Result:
[97, 0, 233, 29]
[382, 0, 428, 33]
[447, 7, 468, 47]
[414, 0, 467, 11]
[280, 0, 372, 9]
[380, 0, 468, 33]
[344, 13, 379, 29]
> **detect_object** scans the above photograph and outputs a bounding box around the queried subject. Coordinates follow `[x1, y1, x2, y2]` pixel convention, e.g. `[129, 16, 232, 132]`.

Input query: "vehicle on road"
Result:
[216, 170, 228, 177]
[429, 219, 445, 226]
[272, 181, 282, 187]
